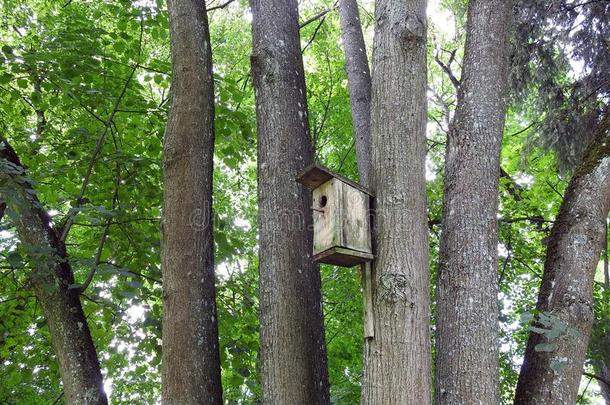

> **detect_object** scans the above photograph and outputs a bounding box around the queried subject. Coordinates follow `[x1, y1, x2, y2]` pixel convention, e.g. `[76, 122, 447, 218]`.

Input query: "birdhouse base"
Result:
[313, 246, 374, 267]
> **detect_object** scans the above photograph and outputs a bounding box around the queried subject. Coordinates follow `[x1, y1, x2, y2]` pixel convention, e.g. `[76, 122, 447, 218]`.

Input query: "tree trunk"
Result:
[338, 0, 372, 186]
[360, 1, 431, 403]
[514, 118, 610, 404]
[435, 1, 512, 404]
[0, 138, 107, 404]
[161, 0, 222, 403]
[250, 1, 330, 403]
[599, 343, 610, 404]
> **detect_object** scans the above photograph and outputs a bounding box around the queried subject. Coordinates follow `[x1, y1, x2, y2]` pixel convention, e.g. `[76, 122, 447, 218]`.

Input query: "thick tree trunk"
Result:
[0, 138, 107, 404]
[338, 0, 372, 186]
[250, 1, 330, 404]
[435, 1, 512, 404]
[514, 120, 610, 404]
[360, 1, 430, 403]
[161, 0, 222, 403]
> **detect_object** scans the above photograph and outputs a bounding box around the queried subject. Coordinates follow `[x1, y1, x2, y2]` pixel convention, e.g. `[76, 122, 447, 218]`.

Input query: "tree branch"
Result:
[300, 3, 338, 29]
[434, 49, 461, 90]
[207, 0, 236, 12]
[59, 65, 137, 242]
[582, 372, 610, 388]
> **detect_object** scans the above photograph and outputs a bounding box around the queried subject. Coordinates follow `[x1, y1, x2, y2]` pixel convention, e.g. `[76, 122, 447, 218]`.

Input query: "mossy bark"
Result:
[515, 117, 610, 404]
[0, 138, 107, 404]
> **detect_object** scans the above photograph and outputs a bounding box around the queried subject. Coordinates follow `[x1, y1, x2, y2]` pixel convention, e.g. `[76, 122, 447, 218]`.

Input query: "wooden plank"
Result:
[312, 179, 340, 255]
[313, 246, 373, 267]
[296, 163, 374, 197]
[362, 261, 374, 338]
[341, 181, 372, 254]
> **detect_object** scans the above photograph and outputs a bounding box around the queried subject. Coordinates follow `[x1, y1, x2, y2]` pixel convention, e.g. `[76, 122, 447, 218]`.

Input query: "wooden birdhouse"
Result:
[297, 164, 374, 267]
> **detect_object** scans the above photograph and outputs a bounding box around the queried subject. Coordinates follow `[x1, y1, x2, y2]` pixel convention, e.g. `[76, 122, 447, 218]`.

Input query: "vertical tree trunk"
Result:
[161, 0, 222, 403]
[360, 1, 430, 403]
[0, 138, 107, 405]
[435, 1, 512, 404]
[338, 0, 372, 186]
[599, 345, 610, 404]
[514, 120, 610, 405]
[250, 1, 330, 403]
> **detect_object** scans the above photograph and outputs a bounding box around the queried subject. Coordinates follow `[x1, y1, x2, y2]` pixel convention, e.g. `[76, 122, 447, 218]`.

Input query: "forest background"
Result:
[0, 0, 608, 403]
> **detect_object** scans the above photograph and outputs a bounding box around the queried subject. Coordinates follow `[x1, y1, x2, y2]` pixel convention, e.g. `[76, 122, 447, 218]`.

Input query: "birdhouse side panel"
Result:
[312, 179, 341, 255]
[340, 183, 372, 254]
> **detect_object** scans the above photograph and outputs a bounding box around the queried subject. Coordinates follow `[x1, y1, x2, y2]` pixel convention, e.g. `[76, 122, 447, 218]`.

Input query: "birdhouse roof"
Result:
[296, 163, 373, 196]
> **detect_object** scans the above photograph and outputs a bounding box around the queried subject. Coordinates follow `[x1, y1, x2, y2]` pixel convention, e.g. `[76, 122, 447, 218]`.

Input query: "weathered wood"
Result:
[297, 163, 374, 196]
[312, 178, 372, 255]
[312, 179, 341, 255]
[313, 246, 374, 267]
[361, 261, 374, 338]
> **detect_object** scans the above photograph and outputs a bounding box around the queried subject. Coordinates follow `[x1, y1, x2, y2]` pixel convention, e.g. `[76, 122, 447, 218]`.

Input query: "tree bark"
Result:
[250, 1, 330, 404]
[0, 137, 107, 404]
[514, 117, 610, 404]
[338, 0, 372, 186]
[600, 344, 610, 404]
[161, 0, 222, 403]
[360, 1, 430, 403]
[435, 1, 512, 404]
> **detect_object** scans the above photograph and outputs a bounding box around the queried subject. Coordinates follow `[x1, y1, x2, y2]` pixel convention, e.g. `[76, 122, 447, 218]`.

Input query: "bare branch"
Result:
[207, 0, 237, 12]
[434, 49, 461, 90]
[300, 3, 338, 29]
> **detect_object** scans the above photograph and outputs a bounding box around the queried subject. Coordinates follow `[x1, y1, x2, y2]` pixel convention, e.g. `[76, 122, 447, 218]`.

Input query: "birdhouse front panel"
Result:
[312, 178, 340, 256]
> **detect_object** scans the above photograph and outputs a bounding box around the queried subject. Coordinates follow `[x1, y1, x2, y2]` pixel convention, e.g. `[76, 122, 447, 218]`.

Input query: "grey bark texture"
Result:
[514, 119, 610, 404]
[0, 137, 107, 405]
[600, 344, 610, 405]
[435, 1, 512, 404]
[360, 0, 431, 403]
[250, 0, 330, 403]
[161, 0, 222, 403]
[338, 0, 372, 186]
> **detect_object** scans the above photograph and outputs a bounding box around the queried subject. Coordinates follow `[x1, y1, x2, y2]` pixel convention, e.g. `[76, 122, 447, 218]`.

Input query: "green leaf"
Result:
[119, 290, 136, 299]
[0, 72, 12, 84]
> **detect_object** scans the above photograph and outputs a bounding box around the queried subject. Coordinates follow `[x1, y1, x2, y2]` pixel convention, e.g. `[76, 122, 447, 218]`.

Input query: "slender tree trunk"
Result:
[360, 1, 430, 403]
[338, 0, 371, 186]
[514, 117, 610, 404]
[250, 1, 330, 403]
[0, 138, 107, 404]
[435, 1, 512, 404]
[161, 0, 222, 403]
